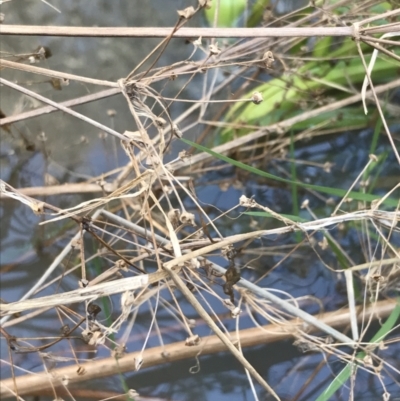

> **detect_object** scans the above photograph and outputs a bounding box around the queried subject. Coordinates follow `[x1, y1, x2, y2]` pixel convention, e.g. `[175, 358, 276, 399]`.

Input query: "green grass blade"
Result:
[316, 299, 400, 401]
[244, 211, 307, 222]
[180, 138, 398, 207]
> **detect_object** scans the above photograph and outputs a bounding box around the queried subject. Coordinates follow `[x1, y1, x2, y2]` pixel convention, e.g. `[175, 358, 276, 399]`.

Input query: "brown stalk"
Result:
[0, 88, 119, 126]
[355, 40, 400, 164]
[0, 59, 118, 87]
[164, 263, 280, 399]
[171, 78, 400, 171]
[0, 299, 395, 399]
[0, 25, 361, 37]
[0, 78, 128, 141]
[361, 38, 400, 62]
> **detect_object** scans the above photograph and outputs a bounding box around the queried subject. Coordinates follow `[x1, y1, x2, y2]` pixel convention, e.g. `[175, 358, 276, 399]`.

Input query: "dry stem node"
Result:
[263, 50, 274, 68]
[251, 91, 264, 104]
[198, 0, 212, 9]
[209, 43, 221, 56]
[177, 6, 196, 20]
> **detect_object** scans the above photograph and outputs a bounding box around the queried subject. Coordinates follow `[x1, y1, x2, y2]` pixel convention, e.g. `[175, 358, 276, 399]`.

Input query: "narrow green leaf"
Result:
[325, 236, 350, 270]
[180, 138, 398, 207]
[316, 299, 400, 401]
[245, 211, 307, 222]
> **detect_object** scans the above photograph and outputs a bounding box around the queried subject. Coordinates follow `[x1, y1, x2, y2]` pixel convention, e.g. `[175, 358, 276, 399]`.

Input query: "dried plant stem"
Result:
[0, 25, 366, 37]
[0, 183, 106, 198]
[0, 59, 118, 87]
[355, 40, 400, 164]
[0, 88, 120, 126]
[361, 39, 400, 63]
[0, 299, 395, 399]
[0, 77, 128, 141]
[0, 270, 165, 316]
[1, 207, 397, 317]
[0, 225, 82, 326]
[332, 157, 376, 215]
[164, 265, 280, 399]
[359, 34, 400, 46]
[172, 78, 400, 170]
[357, 8, 400, 26]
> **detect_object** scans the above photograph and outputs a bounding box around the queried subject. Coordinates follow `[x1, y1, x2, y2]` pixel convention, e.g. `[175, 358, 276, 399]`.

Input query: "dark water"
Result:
[1, 1, 400, 401]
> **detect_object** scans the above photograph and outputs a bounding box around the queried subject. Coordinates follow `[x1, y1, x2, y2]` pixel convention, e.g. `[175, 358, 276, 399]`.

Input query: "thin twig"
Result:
[170, 78, 400, 170]
[163, 264, 280, 400]
[361, 38, 400, 62]
[0, 299, 395, 399]
[0, 59, 118, 87]
[0, 88, 120, 126]
[0, 25, 360, 37]
[0, 77, 128, 141]
[354, 40, 400, 164]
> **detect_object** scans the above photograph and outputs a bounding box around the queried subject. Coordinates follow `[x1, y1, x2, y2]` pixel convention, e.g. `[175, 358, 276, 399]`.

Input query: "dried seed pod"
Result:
[179, 150, 189, 160]
[112, 344, 127, 358]
[168, 208, 181, 227]
[209, 43, 221, 56]
[127, 390, 140, 398]
[188, 258, 200, 269]
[88, 330, 104, 346]
[231, 307, 241, 318]
[193, 37, 202, 46]
[116, 259, 129, 271]
[145, 154, 160, 166]
[239, 195, 256, 207]
[60, 325, 70, 336]
[223, 298, 235, 308]
[263, 51, 274, 69]
[79, 279, 89, 288]
[32, 202, 45, 215]
[81, 329, 93, 343]
[185, 334, 200, 346]
[89, 322, 101, 332]
[199, 0, 212, 9]
[251, 91, 263, 104]
[155, 116, 167, 127]
[221, 245, 236, 260]
[301, 199, 309, 209]
[180, 211, 196, 226]
[177, 6, 195, 19]
[318, 237, 328, 250]
[36, 46, 52, 60]
[173, 123, 182, 138]
[363, 354, 373, 367]
[45, 173, 59, 186]
[192, 228, 205, 239]
[187, 319, 196, 328]
[323, 162, 333, 173]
